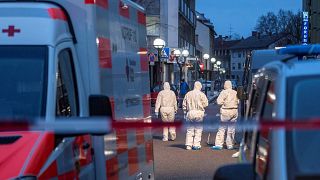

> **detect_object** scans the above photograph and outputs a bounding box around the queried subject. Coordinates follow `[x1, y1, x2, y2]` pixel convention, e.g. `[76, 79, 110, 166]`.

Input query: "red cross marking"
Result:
[2, 26, 21, 37]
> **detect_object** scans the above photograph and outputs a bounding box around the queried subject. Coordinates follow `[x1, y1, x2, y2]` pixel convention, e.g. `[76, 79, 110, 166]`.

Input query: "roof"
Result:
[214, 38, 241, 50]
[230, 33, 289, 50]
[196, 11, 215, 33]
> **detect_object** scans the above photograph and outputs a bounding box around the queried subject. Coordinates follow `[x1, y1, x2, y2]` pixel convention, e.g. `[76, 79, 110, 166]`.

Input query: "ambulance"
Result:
[0, 0, 154, 179]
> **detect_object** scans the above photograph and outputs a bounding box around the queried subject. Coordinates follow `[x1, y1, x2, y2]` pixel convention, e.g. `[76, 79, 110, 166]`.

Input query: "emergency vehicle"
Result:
[214, 44, 320, 180]
[0, 0, 154, 179]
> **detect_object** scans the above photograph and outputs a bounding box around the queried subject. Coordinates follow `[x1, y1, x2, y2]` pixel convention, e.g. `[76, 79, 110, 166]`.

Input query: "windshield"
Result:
[287, 76, 320, 177]
[0, 46, 48, 118]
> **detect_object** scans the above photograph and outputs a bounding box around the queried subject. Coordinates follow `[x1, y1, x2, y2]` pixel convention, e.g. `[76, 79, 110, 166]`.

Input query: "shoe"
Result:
[162, 138, 168, 141]
[232, 151, 240, 158]
[186, 146, 192, 150]
[211, 146, 223, 150]
[192, 146, 201, 150]
[227, 146, 234, 150]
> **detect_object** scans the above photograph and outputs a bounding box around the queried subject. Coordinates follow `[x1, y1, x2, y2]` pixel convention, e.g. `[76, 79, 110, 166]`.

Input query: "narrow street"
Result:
[152, 103, 239, 179]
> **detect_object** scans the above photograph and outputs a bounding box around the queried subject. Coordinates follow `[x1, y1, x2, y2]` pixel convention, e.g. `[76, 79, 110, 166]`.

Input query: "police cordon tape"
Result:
[2, 116, 320, 134]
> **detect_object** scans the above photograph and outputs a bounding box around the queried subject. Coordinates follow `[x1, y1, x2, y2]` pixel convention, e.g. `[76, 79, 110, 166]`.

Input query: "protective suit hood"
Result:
[194, 81, 202, 91]
[163, 82, 170, 90]
[224, 80, 232, 90]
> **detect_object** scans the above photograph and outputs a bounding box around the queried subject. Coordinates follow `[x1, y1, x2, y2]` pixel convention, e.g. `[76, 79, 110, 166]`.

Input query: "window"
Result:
[238, 53, 241, 58]
[0, 46, 48, 118]
[232, 63, 236, 70]
[286, 76, 320, 178]
[56, 49, 78, 117]
[238, 63, 241, 70]
[146, 16, 160, 36]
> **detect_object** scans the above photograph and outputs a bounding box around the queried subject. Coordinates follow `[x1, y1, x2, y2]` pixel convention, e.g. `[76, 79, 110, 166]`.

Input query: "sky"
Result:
[196, 0, 302, 38]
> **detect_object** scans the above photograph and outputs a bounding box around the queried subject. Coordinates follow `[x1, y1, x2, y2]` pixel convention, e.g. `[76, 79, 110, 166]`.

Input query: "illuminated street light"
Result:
[182, 49, 189, 57]
[153, 38, 165, 49]
[210, 57, 216, 63]
[203, 54, 210, 96]
[216, 60, 221, 66]
[203, 53, 210, 60]
[153, 38, 166, 83]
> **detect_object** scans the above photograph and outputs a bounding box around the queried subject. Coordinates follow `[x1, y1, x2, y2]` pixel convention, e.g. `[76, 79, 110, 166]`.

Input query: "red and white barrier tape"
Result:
[1, 117, 320, 134]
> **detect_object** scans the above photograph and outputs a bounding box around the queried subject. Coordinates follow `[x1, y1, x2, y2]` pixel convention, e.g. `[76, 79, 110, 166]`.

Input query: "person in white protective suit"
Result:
[183, 81, 208, 150]
[212, 80, 239, 150]
[155, 82, 178, 141]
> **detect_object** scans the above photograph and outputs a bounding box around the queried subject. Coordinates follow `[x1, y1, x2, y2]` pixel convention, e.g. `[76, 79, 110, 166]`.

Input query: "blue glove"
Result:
[155, 112, 159, 117]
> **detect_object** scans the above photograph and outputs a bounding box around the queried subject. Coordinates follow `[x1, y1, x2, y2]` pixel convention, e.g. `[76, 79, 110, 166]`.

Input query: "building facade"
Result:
[133, 0, 196, 87]
[213, 36, 240, 81]
[229, 32, 293, 84]
[303, 0, 320, 43]
[195, 11, 215, 83]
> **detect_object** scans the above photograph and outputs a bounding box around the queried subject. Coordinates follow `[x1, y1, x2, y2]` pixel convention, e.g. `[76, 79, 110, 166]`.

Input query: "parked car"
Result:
[151, 84, 179, 106]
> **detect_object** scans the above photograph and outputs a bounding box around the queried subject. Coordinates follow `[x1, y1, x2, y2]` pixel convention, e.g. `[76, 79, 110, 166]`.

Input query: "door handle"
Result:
[82, 142, 90, 150]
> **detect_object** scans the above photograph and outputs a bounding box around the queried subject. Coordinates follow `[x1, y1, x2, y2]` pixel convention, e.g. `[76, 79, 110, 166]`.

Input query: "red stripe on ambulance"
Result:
[139, 48, 149, 72]
[136, 129, 145, 145]
[145, 140, 153, 164]
[137, 11, 146, 25]
[119, 0, 130, 18]
[47, 8, 67, 21]
[38, 161, 58, 180]
[128, 148, 139, 175]
[106, 157, 119, 180]
[85, 0, 108, 9]
[142, 94, 151, 118]
[116, 129, 128, 154]
[25, 133, 55, 175]
[98, 37, 112, 69]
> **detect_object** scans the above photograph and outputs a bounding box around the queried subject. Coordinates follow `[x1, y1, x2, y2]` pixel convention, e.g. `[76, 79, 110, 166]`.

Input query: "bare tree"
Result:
[255, 12, 278, 35]
[255, 9, 301, 43]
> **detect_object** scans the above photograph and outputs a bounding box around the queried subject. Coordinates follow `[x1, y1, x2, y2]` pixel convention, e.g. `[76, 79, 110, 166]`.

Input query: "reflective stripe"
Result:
[119, 0, 130, 18]
[137, 11, 146, 25]
[98, 37, 112, 69]
[140, 48, 148, 71]
[20, 132, 45, 175]
[47, 8, 67, 21]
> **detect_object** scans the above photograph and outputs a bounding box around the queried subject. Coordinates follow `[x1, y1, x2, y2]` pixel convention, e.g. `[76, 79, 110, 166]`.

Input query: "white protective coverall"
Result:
[155, 82, 178, 141]
[215, 80, 239, 148]
[183, 81, 208, 148]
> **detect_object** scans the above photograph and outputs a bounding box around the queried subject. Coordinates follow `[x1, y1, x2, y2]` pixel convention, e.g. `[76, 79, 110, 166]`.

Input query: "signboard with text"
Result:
[302, 11, 309, 45]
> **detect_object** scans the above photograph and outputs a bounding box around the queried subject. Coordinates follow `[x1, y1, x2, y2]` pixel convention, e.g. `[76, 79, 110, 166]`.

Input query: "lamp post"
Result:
[210, 57, 216, 81]
[175, 49, 189, 85]
[182, 49, 189, 83]
[153, 38, 166, 84]
[216, 60, 221, 80]
[203, 53, 210, 96]
[174, 49, 182, 84]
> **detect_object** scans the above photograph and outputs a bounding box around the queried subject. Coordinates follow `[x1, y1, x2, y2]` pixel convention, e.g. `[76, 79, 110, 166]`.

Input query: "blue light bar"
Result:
[277, 44, 320, 55]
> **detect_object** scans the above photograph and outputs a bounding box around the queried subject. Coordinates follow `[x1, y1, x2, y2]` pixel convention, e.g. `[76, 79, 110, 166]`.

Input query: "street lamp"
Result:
[210, 57, 216, 64]
[174, 49, 182, 84]
[153, 38, 166, 83]
[181, 49, 189, 83]
[216, 60, 222, 80]
[203, 54, 210, 96]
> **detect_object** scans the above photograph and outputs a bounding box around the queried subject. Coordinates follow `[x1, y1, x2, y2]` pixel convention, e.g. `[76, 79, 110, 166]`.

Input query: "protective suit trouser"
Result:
[163, 127, 176, 140]
[215, 110, 237, 147]
[160, 108, 176, 140]
[186, 125, 203, 147]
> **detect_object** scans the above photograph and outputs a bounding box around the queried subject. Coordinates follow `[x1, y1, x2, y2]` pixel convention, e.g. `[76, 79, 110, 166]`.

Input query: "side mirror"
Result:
[237, 86, 248, 100]
[213, 163, 254, 180]
[89, 95, 113, 117]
